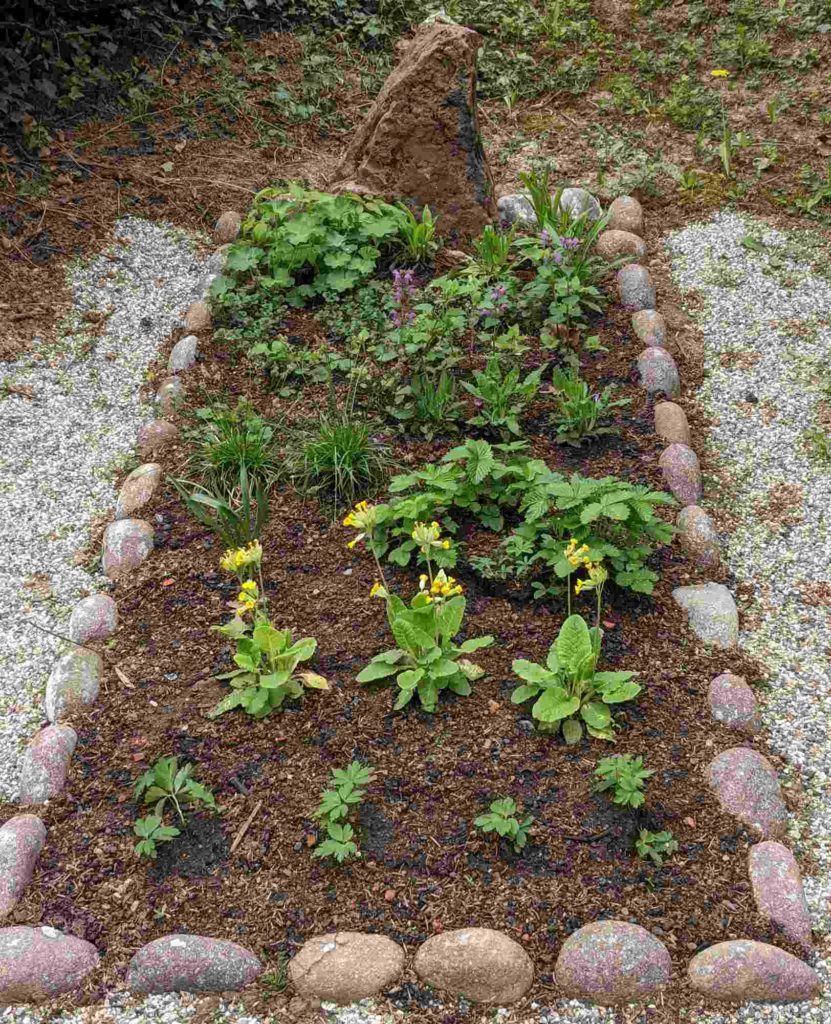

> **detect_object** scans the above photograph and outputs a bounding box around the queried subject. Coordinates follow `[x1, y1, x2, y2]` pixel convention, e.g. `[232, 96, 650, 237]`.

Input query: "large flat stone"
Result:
[707, 747, 787, 838]
[290, 932, 404, 1005]
[0, 926, 99, 1004]
[748, 842, 812, 951]
[672, 582, 738, 649]
[18, 725, 77, 805]
[415, 927, 533, 1004]
[128, 934, 262, 993]
[45, 648, 102, 723]
[0, 816, 46, 919]
[554, 920, 671, 1005]
[688, 940, 820, 1002]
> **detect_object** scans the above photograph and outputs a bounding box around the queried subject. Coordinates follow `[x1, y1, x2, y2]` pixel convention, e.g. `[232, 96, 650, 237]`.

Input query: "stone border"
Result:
[0, 199, 822, 1009]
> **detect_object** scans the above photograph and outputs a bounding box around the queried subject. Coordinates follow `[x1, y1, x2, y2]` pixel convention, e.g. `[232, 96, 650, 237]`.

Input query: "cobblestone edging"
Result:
[0, 200, 822, 1011]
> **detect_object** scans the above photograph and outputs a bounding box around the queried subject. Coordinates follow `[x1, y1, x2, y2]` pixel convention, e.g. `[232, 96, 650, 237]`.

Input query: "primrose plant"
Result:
[346, 505, 493, 711]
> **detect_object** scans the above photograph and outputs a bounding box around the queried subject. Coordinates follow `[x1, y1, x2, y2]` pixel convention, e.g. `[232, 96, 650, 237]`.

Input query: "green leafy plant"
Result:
[462, 356, 543, 437]
[313, 762, 374, 864]
[636, 828, 678, 866]
[392, 370, 465, 438]
[170, 461, 268, 547]
[467, 224, 516, 280]
[549, 366, 629, 445]
[187, 401, 281, 501]
[593, 754, 653, 808]
[511, 614, 641, 743]
[133, 756, 217, 859]
[396, 204, 438, 264]
[133, 816, 180, 860]
[474, 797, 533, 854]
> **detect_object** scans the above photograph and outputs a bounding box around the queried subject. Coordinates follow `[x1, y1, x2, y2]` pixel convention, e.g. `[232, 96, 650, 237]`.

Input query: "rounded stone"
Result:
[638, 347, 679, 397]
[289, 932, 404, 1005]
[688, 940, 820, 1003]
[748, 842, 812, 951]
[156, 376, 182, 415]
[183, 300, 211, 333]
[633, 310, 666, 347]
[102, 519, 154, 581]
[618, 264, 656, 310]
[168, 335, 198, 373]
[497, 194, 536, 228]
[0, 925, 99, 1004]
[654, 401, 690, 445]
[596, 230, 647, 263]
[0, 816, 46, 919]
[68, 594, 118, 645]
[672, 582, 738, 649]
[658, 443, 702, 506]
[213, 211, 242, 245]
[558, 187, 602, 223]
[414, 927, 533, 1005]
[707, 747, 788, 838]
[45, 649, 102, 723]
[677, 506, 721, 569]
[138, 419, 179, 457]
[116, 463, 162, 520]
[127, 934, 263, 994]
[607, 195, 644, 236]
[708, 673, 760, 734]
[18, 726, 77, 805]
[554, 921, 671, 1005]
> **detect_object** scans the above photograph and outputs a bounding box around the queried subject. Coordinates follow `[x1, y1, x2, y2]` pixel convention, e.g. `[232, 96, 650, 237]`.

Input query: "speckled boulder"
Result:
[138, 419, 179, 457]
[658, 443, 702, 506]
[102, 519, 154, 581]
[677, 506, 720, 569]
[45, 648, 102, 723]
[607, 195, 644, 236]
[633, 310, 666, 347]
[213, 210, 242, 244]
[618, 264, 656, 310]
[497, 194, 536, 228]
[168, 335, 198, 373]
[290, 932, 404, 1005]
[555, 921, 671, 1005]
[18, 726, 77, 805]
[688, 940, 820, 1002]
[0, 816, 46, 919]
[0, 925, 99, 1004]
[638, 347, 679, 397]
[183, 300, 211, 333]
[708, 673, 760, 734]
[654, 401, 690, 444]
[156, 376, 182, 415]
[672, 582, 738, 649]
[415, 928, 533, 1004]
[68, 594, 117, 645]
[597, 230, 647, 263]
[707, 747, 787, 838]
[749, 842, 812, 951]
[558, 187, 602, 223]
[115, 463, 162, 520]
[127, 935, 262, 994]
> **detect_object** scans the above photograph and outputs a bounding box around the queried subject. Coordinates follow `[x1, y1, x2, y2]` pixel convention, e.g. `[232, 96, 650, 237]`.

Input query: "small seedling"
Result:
[133, 756, 217, 860]
[593, 754, 653, 808]
[474, 797, 533, 854]
[635, 829, 678, 866]
[313, 762, 374, 864]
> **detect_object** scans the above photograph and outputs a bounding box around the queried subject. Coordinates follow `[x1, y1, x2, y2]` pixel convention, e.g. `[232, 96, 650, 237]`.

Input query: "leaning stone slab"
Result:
[69, 594, 117, 645]
[638, 347, 679, 397]
[707, 747, 787, 838]
[558, 187, 602, 223]
[749, 842, 812, 951]
[45, 649, 102, 723]
[128, 935, 262, 994]
[0, 925, 99, 1004]
[156, 376, 182, 415]
[554, 920, 671, 1005]
[677, 506, 721, 569]
[618, 264, 656, 310]
[497, 194, 536, 229]
[290, 932, 404, 1005]
[607, 195, 644, 236]
[654, 401, 689, 444]
[672, 582, 738, 649]
[688, 940, 820, 1002]
[658, 443, 702, 506]
[0, 816, 46, 919]
[633, 310, 666, 347]
[138, 419, 179, 457]
[18, 726, 77, 805]
[168, 335, 198, 374]
[597, 230, 647, 263]
[708, 673, 760, 734]
[415, 927, 533, 1004]
[116, 463, 162, 520]
[214, 210, 242, 245]
[183, 300, 211, 333]
[102, 519, 154, 581]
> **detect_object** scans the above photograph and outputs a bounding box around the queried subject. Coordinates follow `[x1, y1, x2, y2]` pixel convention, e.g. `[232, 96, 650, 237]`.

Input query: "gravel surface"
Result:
[0, 217, 209, 802]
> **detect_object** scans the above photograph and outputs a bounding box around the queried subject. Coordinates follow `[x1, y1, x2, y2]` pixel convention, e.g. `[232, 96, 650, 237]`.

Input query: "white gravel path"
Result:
[0, 216, 209, 802]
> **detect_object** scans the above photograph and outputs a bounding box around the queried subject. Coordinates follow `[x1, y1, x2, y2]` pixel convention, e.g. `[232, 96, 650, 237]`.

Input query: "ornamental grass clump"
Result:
[346, 508, 493, 712]
[208, 541, 329, 719]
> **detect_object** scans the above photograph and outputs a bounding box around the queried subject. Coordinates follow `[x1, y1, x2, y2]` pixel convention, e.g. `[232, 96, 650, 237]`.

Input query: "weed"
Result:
[474, 797, 533, 853]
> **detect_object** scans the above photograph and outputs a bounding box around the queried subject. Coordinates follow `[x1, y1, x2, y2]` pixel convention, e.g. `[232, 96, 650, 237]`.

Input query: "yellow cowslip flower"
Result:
[343, 500, 370, 528]
[370, 581, 387, 599]
[711, 69, 730, 78]
[574, 578, 586, 594]
[411, 520, 447, 553]
[241, 580, 257, 592]
[220, 540, 262, 574]
[343, 500, 379, 550]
